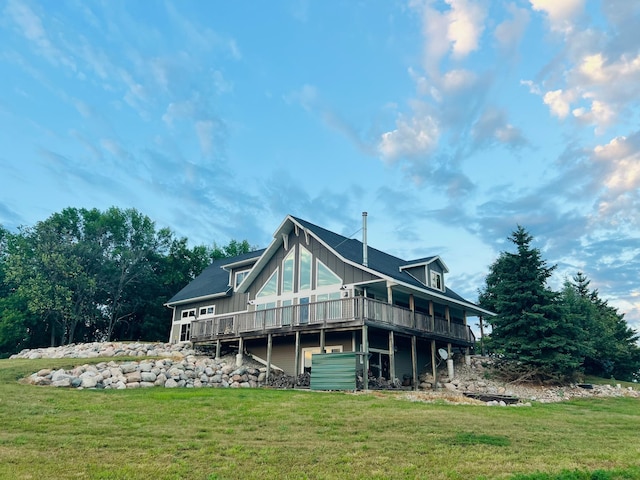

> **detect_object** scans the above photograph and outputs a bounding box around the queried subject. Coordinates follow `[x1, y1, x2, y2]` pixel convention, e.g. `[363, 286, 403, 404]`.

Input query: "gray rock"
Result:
[140, 372, 157, 382]
[125, 371, 142, 383]
[165, 378, 178, 388]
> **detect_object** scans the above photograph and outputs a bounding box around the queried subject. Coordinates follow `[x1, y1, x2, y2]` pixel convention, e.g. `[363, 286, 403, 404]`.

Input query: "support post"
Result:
[266, 333, 272, 382]
[445, 306, 451, 333]
[479, 316, 485, 356]
[294, 331, 301, 376]
[362, 325, 369, 390]
[411, 335, 418, 391]
[429, 301, 435, 330]
[431, 340, 437, 389]
[409, 294, 415, 328]
[388, 331, 396, 384]
[320, 329, 325, 353]
[236, 337, 244, 367]
[215, 339, 221, 361]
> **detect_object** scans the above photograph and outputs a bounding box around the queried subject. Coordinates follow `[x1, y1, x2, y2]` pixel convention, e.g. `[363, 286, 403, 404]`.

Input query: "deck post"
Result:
[431, 340, 437, 389]
[445, 306, 451, 333]
[215, 339, 221, 361]
[362, 325, 369, 390]
[409, 294, 415, 328]
[429, 301, 435, 330]
[463, 310, 471, 366]
[266, 333, 273, 382]
[320, 328, 325, 353]
[388, 331, 396, 384]
[236, 337, 244, 367]
[411, 335, 418, 391]
[294, 331, 301, 376]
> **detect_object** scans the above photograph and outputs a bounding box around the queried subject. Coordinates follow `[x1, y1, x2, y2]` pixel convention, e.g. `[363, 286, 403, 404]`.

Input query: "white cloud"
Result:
[4, 0, 76, 70]
[494, 3, 530, 52]
[411, 0, 487, 74]
[529, 0, 585, 32]
[378, 112, 439, 162]
[542, 89, 576, 118]
[591, 135, 640, 228]
[446, 0, 487, 58]
[441, 69, 477, 92]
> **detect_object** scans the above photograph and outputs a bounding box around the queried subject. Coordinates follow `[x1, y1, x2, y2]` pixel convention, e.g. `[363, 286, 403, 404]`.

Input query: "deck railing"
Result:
[190, 297, 474, 344]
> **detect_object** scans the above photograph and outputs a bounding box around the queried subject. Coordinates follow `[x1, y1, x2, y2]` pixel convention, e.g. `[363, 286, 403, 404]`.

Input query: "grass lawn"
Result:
[1, 358, 639, 480]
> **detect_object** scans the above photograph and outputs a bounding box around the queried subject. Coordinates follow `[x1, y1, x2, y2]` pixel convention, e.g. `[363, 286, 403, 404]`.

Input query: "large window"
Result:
[256, 302, 277, 327]
[257, 269, 279, 298]
[282, 249, 295, 294]
[299, 247, 312, 291]
[316, 292, 342, 320]
[317, 260, 341, 287]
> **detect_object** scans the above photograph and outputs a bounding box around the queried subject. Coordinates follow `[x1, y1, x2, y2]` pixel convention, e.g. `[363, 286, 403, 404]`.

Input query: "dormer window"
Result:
[430, 271, 443, 291]
[234, 269, 250, 290]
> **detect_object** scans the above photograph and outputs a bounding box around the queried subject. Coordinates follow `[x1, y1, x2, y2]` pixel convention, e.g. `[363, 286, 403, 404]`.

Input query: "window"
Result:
[299, 247, 312, 290]
[181, 309, 196, 319]
[316, 260, 341, 287]
[430, 271, 443, 290]
[198, 305, 215, 319]
[302, 345, 343, 370]
[299, 297, 310, 324]
[282, 299, 293, 326]
[180, 323, 191, 342]
[234, 269, 250, 290]
[316, 292, 342, 320]
[257, 269, 279, 298]
[282, 249, 295, 294]
[256, 301, 277, 327]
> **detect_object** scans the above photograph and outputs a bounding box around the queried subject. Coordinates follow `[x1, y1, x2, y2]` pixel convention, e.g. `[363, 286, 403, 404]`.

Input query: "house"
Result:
[165, 213, 494, 389]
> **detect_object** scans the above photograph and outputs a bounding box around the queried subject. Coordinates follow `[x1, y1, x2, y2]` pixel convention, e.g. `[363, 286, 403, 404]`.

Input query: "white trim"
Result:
[165, 291, 229, 307]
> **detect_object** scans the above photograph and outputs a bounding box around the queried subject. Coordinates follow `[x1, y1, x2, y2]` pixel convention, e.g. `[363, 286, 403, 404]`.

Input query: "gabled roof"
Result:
[167, 215, 493, 316]
[237, 215, 491, 315]
[165, 249, 265, 306]
[400, 255, 450, 274]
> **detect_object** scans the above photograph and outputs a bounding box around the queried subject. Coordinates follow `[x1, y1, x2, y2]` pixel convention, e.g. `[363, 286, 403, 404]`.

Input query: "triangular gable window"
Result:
[257, 268, 279, 298]
[316, 260, 341, 287]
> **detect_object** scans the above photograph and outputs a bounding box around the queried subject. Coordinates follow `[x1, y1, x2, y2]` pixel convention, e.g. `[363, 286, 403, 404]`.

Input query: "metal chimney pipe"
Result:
[362, 212, 368, 267]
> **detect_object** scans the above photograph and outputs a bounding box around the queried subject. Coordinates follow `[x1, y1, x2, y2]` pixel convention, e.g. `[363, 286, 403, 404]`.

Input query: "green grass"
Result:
[1, 358, 639, 479]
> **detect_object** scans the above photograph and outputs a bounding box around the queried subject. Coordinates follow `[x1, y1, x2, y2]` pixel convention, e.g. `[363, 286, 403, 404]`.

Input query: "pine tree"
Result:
[479, 226, 584, 381]
[562, 272, 640, 381]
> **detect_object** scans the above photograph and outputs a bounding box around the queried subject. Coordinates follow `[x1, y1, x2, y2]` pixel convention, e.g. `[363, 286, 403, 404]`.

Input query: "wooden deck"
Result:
[190, 297, 474, 345]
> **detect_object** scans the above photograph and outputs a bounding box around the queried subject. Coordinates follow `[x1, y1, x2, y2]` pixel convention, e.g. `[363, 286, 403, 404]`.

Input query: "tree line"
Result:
[0, 207, 252, 357]
[479, 226, 640, 383]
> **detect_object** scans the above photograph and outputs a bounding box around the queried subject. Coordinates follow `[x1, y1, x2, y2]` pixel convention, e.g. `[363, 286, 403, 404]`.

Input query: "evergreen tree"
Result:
[479, 226, 585, 381]
[562, 272, 640, 381]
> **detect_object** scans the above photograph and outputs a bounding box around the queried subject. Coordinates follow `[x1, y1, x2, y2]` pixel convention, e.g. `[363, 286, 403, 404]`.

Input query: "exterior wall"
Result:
[245, 331, 356, 375]
[404, 266, 426, 285]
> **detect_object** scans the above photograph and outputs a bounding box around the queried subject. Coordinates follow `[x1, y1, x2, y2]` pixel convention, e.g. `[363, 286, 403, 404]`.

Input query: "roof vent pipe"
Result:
[362, 212, 368, 267]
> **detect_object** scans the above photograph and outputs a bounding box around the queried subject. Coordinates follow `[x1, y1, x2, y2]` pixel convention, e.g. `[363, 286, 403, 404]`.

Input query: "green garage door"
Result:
[310, 352, 358, 391]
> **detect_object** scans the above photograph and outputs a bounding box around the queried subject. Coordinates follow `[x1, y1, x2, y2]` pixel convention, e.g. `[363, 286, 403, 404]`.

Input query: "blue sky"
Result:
[1, 1, 639, 332]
